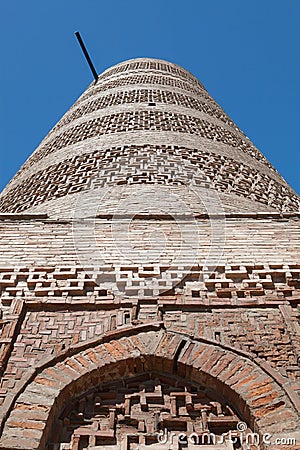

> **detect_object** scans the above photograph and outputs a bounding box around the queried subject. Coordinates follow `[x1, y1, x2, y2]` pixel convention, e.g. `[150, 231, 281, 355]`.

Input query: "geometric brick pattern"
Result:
[1, 57, 298, 218]
[79, 73, 210, 102]
[1, 263, 300, 310]
[1, 329, 299, 450]
[0, 58, 299, 449]
[46, 375, 244, 449]
[51, 89, 237, 132]
[94, 59, 206, 86]
[1, 145, 299, 213]
[15, 111, 275, 169]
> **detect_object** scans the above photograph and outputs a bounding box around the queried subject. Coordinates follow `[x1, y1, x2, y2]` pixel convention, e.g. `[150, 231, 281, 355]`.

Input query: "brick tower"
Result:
[0, 58, 299, 449]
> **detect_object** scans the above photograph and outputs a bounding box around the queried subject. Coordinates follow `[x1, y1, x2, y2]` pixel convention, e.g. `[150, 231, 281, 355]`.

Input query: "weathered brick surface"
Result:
[0, 57, 299, 449]
[0, 330, 298, 450]
[1, 56, 297, 215]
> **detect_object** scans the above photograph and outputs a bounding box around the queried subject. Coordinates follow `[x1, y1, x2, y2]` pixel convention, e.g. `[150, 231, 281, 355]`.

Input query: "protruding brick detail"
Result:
[96, 59, 205, 86]
[47, 375, 242, 449]
[0, 57, 299, 449]
[1, 144, 299, 213]
[1, 58, 298, 216]
[51, 89, 236, 132]
[1, 111, 276, 186]
[1, 263, 300, 310]
[0, 330, 298, 450]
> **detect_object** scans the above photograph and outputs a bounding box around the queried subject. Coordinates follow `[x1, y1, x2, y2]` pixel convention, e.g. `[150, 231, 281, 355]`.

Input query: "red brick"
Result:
[43, 366, 73, 384]
[73, 354, 93, 369]
[0, 435, 40, 448]
[249, 391, 279, 408]
[103, 342, 120, 360]
[209, 353, 236, 377]
[247, 382, 274, 398]
[253, 400, 285, 418]
[201, 349, 225, 372]
[217, 359, 245, 383]
[6, 419, 45, 430]
[56, 362, 80, 380]
[93, 345, 116, 365]
[257, 407, 294, 427]
[84, 348, 102, 365]
[66, 357, 88, 374]
[178, 342, 195, 365]
[226, 365, 253, 386]
[192, 347, 220, 370]
[230, 372, 260, 394]
[34, 375, 59, 388]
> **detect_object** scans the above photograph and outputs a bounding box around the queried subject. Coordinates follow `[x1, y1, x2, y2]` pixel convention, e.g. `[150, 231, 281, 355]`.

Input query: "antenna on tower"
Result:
[75, 31, 99, 83]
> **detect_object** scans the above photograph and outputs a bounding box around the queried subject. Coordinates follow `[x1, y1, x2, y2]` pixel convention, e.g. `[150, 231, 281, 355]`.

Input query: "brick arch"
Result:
[0, 327, 298, 450]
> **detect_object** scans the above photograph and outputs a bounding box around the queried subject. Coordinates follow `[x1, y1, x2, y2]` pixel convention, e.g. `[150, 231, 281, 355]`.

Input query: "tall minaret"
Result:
[1, 58, 299, 217]
[0, 59, 299, 450]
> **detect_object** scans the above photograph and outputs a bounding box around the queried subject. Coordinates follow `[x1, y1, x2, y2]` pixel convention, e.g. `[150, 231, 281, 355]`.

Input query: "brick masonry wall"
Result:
[1, 58, 298, 216]
[0, 214, 299, 447]
[0, 58, 299, 449]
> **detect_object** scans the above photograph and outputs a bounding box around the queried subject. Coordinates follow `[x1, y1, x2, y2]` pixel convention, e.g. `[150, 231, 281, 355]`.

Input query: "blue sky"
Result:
[1, 0, 299, 194]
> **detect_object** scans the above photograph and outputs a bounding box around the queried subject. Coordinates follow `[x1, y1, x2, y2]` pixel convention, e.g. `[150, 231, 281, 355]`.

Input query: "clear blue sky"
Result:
[1, 0, 299, 194]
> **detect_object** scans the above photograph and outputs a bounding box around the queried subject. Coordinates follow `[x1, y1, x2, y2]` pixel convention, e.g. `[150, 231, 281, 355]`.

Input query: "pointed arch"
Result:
[0, 326, 298, 449]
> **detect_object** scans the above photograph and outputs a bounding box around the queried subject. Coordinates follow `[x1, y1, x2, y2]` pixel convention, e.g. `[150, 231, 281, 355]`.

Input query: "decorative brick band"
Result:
[3, 129, 288, 199]
[18, 111, 272, 173]
[79, 73, 209, 102]
[1, 262, 300, 319]
[97, 59, 205, 88]
[1, 144, 297, 214]
[52, 88, 236, 133]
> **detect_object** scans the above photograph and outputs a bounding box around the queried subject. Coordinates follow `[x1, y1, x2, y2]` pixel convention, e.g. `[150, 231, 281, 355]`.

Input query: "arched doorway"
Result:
[0, 328, 298, 449]
[47, 371, 249, 449]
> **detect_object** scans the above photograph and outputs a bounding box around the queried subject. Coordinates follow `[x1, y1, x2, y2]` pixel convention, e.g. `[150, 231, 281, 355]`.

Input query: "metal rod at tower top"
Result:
[75, 31, 99, 82]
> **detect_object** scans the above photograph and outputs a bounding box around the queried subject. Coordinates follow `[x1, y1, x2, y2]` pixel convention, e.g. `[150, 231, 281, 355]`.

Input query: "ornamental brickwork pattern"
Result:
[8, 111, 271, 169]
[47, 375, 242, 449]
[2, 57, 297, 217]
[1, 145, 299, 214]
[0, 58, 299, 449]
[51, 89, 236, 132]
